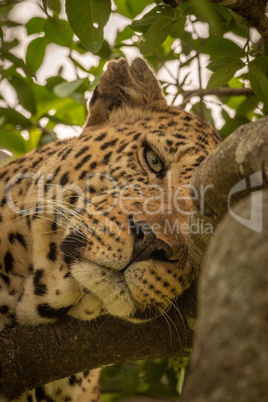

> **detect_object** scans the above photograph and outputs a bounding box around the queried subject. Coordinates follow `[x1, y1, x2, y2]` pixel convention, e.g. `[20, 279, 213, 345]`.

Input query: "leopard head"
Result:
[55, 58, 221, 321]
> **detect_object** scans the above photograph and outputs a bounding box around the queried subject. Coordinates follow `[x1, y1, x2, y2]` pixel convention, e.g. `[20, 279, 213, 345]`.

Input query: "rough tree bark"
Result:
[181, 190, 268, 402]
[181, 117, 268, 401]
[188, 117, 268, 272]
[0, 118, 267, 400]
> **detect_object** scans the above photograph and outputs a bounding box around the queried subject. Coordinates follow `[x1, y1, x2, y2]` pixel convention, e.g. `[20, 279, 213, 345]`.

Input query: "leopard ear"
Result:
[85, 58, 166, 127]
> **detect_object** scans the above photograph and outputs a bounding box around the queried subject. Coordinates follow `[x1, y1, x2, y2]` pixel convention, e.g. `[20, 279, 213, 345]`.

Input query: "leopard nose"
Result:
[131, 221, 173, 262]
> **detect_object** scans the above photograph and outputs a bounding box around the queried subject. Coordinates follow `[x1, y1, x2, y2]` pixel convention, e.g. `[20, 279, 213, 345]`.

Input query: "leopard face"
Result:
[58, 111, 208, 321]
[0, 58, 221, 328]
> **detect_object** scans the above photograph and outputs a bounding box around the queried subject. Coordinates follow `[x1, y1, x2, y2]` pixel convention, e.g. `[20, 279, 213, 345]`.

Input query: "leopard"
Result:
[0, 58, 221, 401]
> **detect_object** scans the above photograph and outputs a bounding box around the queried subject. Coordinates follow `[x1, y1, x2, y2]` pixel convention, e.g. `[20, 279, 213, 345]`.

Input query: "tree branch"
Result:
[180, 87, 255, 108]
[181, 190, 268, 401]
[0, 284, 197, 400]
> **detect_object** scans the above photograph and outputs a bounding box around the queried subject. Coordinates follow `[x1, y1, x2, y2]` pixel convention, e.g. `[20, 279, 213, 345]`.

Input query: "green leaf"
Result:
[39, 131, 57, 146]
[236, 97, 259, 119]
[140, 17, 173, 55]
[214, 4, 233, 27]
[114, 0, 153, 19]
[52, 101, 85, 125]
[225, 95, 245, 111]
[70, 57, 91, 74]
[2, 51, 34, 77]
[181, 31, 200, 55]
[27, 128, 43, 151]
[131, 15, 161, 33]
[88, 59, 106, 76]
[0, 108, 31, 127]
[65, 0, 111, 54]
[228, 77, 243, 88]
[45, 76, 65, 90]
[8, 75, 36, 114]
[249, 65, 268, 111]
[115, 26, 134, 45]
[249, 57, 268, 74]
[26, 37, 47, 74]
[192, 0, 223, 35]
[191, 102, 214, 125]
[42, 0, 48, 13]
[36, 97, 72, 119]
[46, 0, 61, 14]
[0, 129, 27, 155]
[207, 57, 245, 72]
[26, 17, 46, 35]
[97, 39, 112, 59]
[206, 59, 244, 90]
[203, 37, 245, 59]
[44, 17, 73, 47]
[72, 40, 89, 55]
[130, 5, 175, 33]
[170, 16, 187, 38]
[219, 112, 248, 138]
[53, 78, 87, 98]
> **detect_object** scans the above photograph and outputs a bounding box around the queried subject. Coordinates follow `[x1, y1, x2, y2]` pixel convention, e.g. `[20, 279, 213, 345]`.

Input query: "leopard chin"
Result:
[70, 255, 190, 321]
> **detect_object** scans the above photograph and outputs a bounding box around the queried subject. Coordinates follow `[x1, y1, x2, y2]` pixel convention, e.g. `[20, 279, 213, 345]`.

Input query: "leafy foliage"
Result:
[0, 0, 267, 397]
[100, 358, 189, 401]
[0, 0, 267, 156]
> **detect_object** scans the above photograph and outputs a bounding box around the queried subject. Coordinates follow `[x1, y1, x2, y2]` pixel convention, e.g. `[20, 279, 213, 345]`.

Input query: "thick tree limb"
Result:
[0, 118, 267, 399]
[0, 285, 197, 400]
[181, 190, 268, 401]
[165, 0, 268, 38]
[181, 117, 268, 400]
[188, 117, 268, 272]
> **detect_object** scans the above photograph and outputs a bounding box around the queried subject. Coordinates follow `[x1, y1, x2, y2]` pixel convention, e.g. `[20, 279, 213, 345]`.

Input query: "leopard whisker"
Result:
[164, 296, 187, 347]
[158, 304, 183, 350]
[156, 305, 173, 341]
[73, 288, 88, 310]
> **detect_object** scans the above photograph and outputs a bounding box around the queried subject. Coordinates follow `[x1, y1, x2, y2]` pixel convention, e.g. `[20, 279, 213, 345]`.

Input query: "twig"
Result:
[180, 87, 254, 108]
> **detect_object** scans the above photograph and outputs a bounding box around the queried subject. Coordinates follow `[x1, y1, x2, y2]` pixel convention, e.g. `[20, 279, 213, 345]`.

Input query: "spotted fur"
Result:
[0, 58, 221, 401]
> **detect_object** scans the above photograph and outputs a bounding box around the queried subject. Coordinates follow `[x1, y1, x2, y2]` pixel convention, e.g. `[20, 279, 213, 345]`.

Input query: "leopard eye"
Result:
[145, 149, 163, 173]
